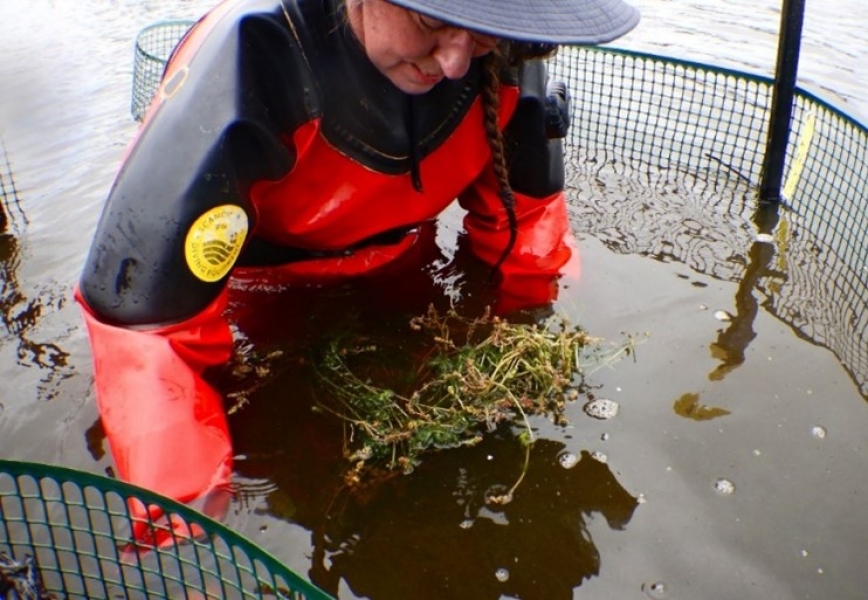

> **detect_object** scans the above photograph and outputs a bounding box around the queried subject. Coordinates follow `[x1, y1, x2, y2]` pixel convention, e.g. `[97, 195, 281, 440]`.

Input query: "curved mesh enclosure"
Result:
[0, 460, 333, 599]
[131, 20, 195, 122]
[549, 47, 867, 397]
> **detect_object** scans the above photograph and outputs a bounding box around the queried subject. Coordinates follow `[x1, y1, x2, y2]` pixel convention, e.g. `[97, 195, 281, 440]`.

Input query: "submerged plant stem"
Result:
[310, 305, 637, 488]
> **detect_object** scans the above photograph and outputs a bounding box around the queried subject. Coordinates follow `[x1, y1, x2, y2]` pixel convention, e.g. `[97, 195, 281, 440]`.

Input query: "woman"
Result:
[77, 0, 639, 540]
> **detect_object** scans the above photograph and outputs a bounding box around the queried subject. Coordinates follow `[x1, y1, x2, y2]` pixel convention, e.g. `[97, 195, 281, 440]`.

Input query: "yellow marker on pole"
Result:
[782, 111, 816, 201]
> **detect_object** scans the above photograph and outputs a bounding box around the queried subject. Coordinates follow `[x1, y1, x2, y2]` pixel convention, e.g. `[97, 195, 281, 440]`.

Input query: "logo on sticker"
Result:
[185, 205, 248, 282]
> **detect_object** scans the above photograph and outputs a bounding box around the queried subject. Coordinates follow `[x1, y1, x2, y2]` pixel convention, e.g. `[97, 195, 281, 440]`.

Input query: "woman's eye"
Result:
[418, 15, 446, 31]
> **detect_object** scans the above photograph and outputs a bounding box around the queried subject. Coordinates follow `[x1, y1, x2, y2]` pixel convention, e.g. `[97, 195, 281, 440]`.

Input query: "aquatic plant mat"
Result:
[0, 460, 333, 599]
[309, 306, 637, 491]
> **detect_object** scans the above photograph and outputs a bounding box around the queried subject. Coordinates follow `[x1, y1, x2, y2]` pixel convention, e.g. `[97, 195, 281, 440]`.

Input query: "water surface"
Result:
[1, 1, 866, 599]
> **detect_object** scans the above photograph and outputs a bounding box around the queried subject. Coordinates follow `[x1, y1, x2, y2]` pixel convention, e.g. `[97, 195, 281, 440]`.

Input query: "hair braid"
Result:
[480, 49, 519, 275]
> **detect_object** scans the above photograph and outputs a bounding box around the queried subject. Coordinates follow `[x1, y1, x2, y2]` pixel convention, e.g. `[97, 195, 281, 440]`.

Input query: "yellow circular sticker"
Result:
[184, 205, 248, 282]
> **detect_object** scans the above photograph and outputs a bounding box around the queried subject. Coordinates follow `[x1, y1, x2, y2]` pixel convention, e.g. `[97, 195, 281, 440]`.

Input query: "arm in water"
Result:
[77, 3, 303, 545]
[77, 2, 596, 545]
[460, 59, 579, 314]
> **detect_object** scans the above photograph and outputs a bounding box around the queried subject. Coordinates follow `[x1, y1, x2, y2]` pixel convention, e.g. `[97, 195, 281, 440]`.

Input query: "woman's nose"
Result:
[432, 30, 476, 79]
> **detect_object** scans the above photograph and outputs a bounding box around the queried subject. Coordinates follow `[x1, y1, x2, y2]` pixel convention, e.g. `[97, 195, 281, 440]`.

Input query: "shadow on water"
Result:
[0, 140, 71, 401]
[230, 386, 638, 600]
[312, 440, 636, 600]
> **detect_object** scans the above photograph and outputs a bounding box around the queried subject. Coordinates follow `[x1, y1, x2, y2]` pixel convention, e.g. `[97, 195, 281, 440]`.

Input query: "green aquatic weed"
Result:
[311, 304, 636, 489]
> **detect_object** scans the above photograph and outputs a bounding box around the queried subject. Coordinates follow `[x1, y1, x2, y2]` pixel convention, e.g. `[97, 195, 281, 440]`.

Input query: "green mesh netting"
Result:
[131, 20, 195, 122]
[549, 46, 867, 398]
[0, 460, 333, 599]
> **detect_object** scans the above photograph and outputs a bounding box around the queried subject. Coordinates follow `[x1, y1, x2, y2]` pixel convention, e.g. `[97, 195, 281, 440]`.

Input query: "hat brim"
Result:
[386, 0, 640, 44]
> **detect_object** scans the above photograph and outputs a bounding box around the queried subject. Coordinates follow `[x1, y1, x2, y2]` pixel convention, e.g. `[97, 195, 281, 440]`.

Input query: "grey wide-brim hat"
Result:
[388, 0, 640, 44]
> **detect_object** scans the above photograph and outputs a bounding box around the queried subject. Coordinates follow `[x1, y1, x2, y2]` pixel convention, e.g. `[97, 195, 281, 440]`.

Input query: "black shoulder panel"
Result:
[79, 0, 318, 326]
[504, 60, 566, 198]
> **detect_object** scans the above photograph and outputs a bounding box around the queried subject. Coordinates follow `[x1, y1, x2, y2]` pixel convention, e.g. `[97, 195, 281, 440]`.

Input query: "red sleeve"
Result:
[459, 163, 580, 315]
[458, 59, 579, 314]
[76, 287, 234, 544]
[76, 2, 311, 538]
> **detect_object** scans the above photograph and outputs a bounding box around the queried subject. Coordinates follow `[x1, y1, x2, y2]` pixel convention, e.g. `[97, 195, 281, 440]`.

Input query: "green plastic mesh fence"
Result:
[131, 20, 195, 122]
[549, 46, 867, 397]
[0, 460, 334, 599]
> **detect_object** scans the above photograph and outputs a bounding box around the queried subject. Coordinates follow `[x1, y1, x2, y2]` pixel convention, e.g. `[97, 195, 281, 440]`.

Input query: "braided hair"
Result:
[479, 42, 557, 273]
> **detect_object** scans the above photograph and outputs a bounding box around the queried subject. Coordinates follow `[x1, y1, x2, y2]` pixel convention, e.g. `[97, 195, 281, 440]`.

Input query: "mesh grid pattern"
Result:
[131, 21, 195, 122]
[549, 47, 774, 184]
[0, 140, 26, 234]
[552, 47, 867, 397]
[1, 461, 333, 599]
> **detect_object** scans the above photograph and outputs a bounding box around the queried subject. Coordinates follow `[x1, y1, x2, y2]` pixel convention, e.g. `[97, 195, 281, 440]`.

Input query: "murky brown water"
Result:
[1, 1, 866, 599]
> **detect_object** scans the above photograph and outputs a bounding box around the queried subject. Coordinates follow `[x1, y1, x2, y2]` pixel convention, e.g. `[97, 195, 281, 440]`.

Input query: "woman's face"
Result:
[346, 0, 498, 94]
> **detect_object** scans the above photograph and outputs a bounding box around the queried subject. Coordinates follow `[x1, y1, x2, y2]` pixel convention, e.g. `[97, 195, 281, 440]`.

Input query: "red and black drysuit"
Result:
[77, 0, 578, 540]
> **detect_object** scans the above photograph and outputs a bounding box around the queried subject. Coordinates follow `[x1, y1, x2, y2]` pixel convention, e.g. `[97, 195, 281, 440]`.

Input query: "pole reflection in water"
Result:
[567, 147, 868, 399]
[707, 203, 783, 381]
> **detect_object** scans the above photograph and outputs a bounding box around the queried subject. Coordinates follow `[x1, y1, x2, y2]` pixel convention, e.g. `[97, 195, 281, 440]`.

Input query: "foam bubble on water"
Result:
[583, 398, 619, 420]
[558, 451, 579, 469]
[590, 450, 608, 464]
[713, 310, 733, 321]
[495, 568, 509, 582]
[811, 425, 827, 439]
[714, 478, 736, 495]
[641, 580, 668, 599]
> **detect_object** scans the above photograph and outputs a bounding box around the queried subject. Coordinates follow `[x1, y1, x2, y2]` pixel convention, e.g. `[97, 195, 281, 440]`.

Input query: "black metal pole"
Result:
[759, 0, 806, 202]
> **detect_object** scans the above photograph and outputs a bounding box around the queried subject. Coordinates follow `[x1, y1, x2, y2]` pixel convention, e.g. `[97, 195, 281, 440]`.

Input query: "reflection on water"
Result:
[1, 1, 867, 598]
[706, 204, 782, 382]
[567, 148, 868, 398]
[0, 141, 71, 401]
[0, 140, 27, 235]
[214, 258, 639, 599]
[232, 401, 638, 600]
[306, 440, 637, 600]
